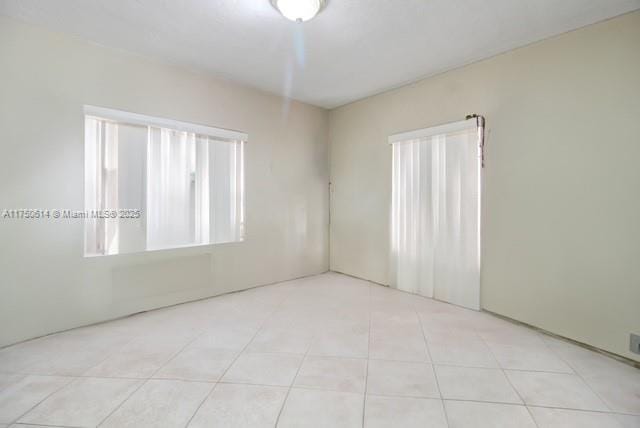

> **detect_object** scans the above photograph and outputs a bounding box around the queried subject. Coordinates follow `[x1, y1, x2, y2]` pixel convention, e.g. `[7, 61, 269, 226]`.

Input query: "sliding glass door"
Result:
[390, 119, 482, 310]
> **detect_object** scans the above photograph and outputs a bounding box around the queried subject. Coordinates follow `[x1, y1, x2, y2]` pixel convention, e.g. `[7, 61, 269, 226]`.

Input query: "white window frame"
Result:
[84, 106, 248, 142]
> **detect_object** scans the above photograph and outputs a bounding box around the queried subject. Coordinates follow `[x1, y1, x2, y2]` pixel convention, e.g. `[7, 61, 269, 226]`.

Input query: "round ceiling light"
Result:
[270, 0, 327, 22]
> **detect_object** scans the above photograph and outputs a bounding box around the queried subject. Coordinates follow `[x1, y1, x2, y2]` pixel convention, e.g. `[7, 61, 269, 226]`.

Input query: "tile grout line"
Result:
[479, 332, 541, 428]
[2, 333, 161, 426]
[274, 329, 318, 427]
[94, 327, 211, 428]
[93, 293, 289, 427]
[413, 302, 450, 428]
[13, 372, 633, 417]
[361, 283, 372, 427]
[6, 359, 592, 380]
[181, 382, 219, 428]
[76, 333, 144, 379]
[541, 338, 615, 414]
[4, 422, 80, 428]
[184, 292, 294, 428]
[354, 391, 638, 415]
[524, 404, 640, 418]
[213, 381, 345, 392]
[151, 331, 213, 379]
[7, 375, 75, 426]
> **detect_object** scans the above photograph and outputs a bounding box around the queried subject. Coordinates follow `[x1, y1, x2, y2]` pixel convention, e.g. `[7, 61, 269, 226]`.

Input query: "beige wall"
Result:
[329, 11, 640, 361]
[0, 17, 329, 347]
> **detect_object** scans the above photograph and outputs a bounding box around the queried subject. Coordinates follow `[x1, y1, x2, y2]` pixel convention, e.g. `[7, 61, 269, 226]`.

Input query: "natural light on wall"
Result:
[84, 107, 246, 256]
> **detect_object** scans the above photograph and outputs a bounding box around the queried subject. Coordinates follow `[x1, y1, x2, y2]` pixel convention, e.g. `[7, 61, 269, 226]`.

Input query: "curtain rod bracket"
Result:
[466, 114, 486, 168]
[465, 113, 485, 127]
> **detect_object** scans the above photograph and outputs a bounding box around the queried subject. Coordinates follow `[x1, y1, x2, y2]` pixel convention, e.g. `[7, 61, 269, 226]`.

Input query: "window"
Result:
[84, 106, 246, 256]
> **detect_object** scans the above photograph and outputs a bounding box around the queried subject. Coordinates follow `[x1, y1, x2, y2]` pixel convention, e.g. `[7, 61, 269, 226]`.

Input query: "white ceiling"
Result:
[1, 0, 638, 108]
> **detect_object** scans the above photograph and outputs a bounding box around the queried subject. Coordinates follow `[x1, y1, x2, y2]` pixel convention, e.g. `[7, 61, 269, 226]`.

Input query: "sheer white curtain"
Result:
[145, 129, 244, 250]
[84, 118, 120, 255]
[209, 138, 245, 243]
[146, 128, 209, 249]
[390, 120, 481, 310]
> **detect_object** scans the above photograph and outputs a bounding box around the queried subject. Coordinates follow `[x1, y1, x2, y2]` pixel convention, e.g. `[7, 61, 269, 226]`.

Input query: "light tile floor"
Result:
[0, 272, 638, 428]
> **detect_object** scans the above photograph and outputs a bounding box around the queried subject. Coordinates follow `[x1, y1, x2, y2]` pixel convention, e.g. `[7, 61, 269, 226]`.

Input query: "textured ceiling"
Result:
[1, 0, 638, 108]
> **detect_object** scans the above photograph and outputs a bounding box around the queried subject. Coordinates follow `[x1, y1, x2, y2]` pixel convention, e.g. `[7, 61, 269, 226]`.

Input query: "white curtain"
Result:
[390, 120, 481, 310]
[209, 138, 245, 244]
[147, 128, 205, 249]
[145, 129, 245, 250]
[84, 118, 120, 255]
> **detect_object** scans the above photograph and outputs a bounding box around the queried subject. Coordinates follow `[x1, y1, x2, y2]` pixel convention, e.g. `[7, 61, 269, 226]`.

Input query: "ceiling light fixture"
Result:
[270, 0, 327, 22]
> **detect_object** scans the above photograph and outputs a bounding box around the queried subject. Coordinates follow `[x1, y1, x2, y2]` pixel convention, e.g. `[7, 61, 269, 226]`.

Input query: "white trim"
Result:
[84, 105, 248, 142]
[388, 118, 476, 144]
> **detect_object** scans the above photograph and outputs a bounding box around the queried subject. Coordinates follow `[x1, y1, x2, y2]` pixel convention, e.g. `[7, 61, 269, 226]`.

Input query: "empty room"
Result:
[0, 1, 639, 427]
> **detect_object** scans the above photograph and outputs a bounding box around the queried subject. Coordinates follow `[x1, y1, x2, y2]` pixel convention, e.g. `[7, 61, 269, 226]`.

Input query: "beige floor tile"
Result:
[294, 357, 367, 393]
[544, 338, 628, 377]
[21, 338, 131, 377]
[101, 379, 213, 428]
[222, 353, 303, 387]
[369, 326, 428, 362]
[616, 413, 640, 428]
[582, 369, 640, 415]
[154, 347, 237, 382]
[248, 326, 314, 354]
[0, 375, 71, 424]
[18, 377, 140, 427]
[366, 360, 439, 398]
[506, 371, 608, 411]
[435, 366, 522, 404]
[0, 342, 61, 375]
[308, 324, 369, 358]
[84, 337, 186, 379]
[545, 338, 640, 414]
[427, 340, 499, 368]
[444, 401, 537, 428]
[277, 388, 363, 428]
[364, 395, 447, 428]
[191, 326, 258, 350]
[0, 333, 127, 377]
[0, 375, 25, 393]
[188, 383, 287, 428]
[478, 326, 546, 347]
[487, 343, 573, 373]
